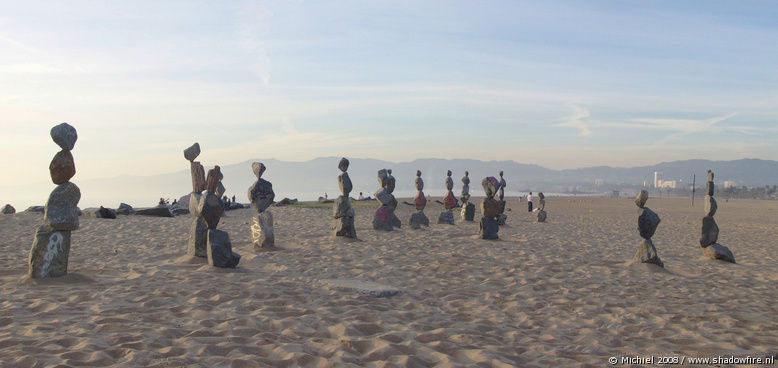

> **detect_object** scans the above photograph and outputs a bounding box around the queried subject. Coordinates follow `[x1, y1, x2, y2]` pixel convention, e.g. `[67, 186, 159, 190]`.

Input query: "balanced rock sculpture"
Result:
[496, 171, 507, 225]
[199, 166, 240, 268]
[373, 169, 401, 231]
[479, 177, 501, 239]
[409, 170, 430, 229]
[699, 170, 735, 263]
[632, 190, 664, 267]
[184, 143, 208, 257]
[460, 171, 475, 221]
[437, 170, 456, 225]
[248, 162, 275, 248]
[2, 204, 15, 214]
[333, 158, 357, 238]
[29, 123, 81, 278]
[537, 192, 547, 222]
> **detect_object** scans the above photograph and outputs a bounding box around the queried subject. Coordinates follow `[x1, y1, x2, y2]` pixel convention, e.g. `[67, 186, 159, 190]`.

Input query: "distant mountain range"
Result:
[6, 158, 778, 208]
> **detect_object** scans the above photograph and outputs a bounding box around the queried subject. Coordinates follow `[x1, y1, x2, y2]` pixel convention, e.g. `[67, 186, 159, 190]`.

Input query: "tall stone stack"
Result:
[199, 166, 240, 268]
[372, 169, 401, 231]
[632, 190, 664, 267]
[479, 177, 501, 240]
[496, 171, 508, 225]
[184, 143, 208, 257]
[699, 170, 735, 263]
[537, 192, 547, 222]
[409, 170, 430, 229]
[333, 158, 357, 238]
[248, 162, 275, 248]
[460, 171, 475, 221]
[28, 123, 81, 278]
[437, 170, 456, 225]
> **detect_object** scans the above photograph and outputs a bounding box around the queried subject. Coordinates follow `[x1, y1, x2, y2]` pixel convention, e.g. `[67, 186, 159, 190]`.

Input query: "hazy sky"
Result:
[2, 0, 777, 186]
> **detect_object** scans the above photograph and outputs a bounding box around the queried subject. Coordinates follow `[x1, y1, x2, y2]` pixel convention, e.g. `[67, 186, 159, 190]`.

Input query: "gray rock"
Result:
[497, 200, 506, 215]
[171, 207, 190, 216]
[702, 243, 735, 263]
[372, 205, 394, 231]
[251, 211, 275, 248]
[116, 203, 134, 215]
[50, 123, 77, 151]
[537, 210, 547, 222]
[415, 170, 424, 191]
[338, 157, 349, 172]
[44, 182, 81, 231]
[49, 150, 76, 184]
[539, 198, 546, 211]
[460, 202, 475, 221]
[706, 181, 715, 197]
[135, 207, 174, 217]
[704, 195, 717, 217]
[322, 279, 401, 298]
[374, 188, 393, 206]
[1, 204, 15, 214]
[252, 162, 266, 178]
[635, 190, 648, 208]
[188, 217, 208, 257]
[215, 182, 226, 198]
[498, 171, 506, 200]
[445, 170, 453, 191]
[497, 213, 507, 225]
[481, 198, 500, 218]
[248, 178, 275, 213]
[478, 216, 499, 239]
[207, 229, 240, 268]
[333, 196, 355, 218]
[98, 206, 117, 219]
[198, 192, 224, 229]
[707, 170, 714, 182]
[28, 226, 71, 278]
[26, 206, 45, 213]
[700, 216, 719, 247]
[188, 192, 202, 216]
[633, 239, 664, 267]
[338, 172, 353, 196]
[409, 211, 429, 229]
[333, 216, 357, 238]
[385, 171, 396, 193]
[183, 142, 200, 162]
[482, 177, 500, 198]
[437, 210, 454, 225]
[638, 207, 660, 240]
[205, 166, 222, 194]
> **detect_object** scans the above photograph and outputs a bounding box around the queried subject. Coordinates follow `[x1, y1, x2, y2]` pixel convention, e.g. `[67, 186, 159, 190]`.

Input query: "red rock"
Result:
[205, 166, 222, 194]
[191, 161, 205, 192]
[443, 192, 457, 209]
[414, 192, 427, 210]
[49, 150, 75, 184]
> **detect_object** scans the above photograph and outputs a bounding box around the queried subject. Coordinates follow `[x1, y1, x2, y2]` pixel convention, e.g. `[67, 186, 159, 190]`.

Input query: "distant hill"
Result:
[5, 158, 777, 208]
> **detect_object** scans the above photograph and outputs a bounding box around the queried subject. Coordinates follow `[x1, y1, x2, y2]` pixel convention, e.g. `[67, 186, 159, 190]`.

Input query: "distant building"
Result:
[594, 179, 604, 186]
[654, 171, 662, 188]
[659, 180, 676, 189]
[724, 181, 736, 188]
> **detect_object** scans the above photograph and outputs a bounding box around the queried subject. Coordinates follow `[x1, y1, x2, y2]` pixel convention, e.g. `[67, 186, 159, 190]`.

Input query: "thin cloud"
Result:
[554, 105, 593, 137]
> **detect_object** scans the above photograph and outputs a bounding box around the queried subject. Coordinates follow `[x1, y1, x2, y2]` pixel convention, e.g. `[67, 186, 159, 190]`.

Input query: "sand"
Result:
[1, 197, 777, 367]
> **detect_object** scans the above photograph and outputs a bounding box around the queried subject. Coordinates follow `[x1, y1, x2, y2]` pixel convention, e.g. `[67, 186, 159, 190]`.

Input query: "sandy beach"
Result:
[1, 196, 777, 367]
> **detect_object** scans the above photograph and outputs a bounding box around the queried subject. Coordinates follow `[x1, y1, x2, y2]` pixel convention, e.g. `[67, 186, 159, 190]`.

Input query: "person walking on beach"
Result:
[527, 192, 533, 212]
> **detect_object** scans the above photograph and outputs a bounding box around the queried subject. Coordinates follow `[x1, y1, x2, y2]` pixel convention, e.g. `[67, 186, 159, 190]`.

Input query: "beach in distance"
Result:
[1, 196, 777, 367]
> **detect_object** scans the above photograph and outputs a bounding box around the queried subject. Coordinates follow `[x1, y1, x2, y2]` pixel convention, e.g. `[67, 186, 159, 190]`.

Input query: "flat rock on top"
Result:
[184, 143, 200, 161]
[50, 123, 77, 151]
[322, 279, 401, 298]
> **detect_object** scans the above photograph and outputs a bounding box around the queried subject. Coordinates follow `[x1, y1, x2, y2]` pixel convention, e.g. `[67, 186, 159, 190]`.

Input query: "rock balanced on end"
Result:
[249, 162, 276, 248]
[632, 190, 664, 267]
[333, 158, 357, 238]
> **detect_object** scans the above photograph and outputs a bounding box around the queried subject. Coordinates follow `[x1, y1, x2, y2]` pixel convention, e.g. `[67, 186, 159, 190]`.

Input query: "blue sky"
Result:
[1, 0, 777, 186]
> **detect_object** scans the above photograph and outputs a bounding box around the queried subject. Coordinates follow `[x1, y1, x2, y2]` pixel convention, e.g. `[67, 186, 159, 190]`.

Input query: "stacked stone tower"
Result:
[632, 190, 664, 267]
[479, 177, 501, 239]
[699, 170, 735, 263]
[28, 123, 81, 278]
[373, 169, 401, 231]
[496, 171, 507, 225]
[248, 162, 275, 248]
[460, 171, 475, 221]
[333, 158, 357, 238]
[184, 143, 207, 257]
[199, 166, 240, 268]
[537, 192, 547, 222]
[437, 170, 456, 225]
[409, 170, 430, 229]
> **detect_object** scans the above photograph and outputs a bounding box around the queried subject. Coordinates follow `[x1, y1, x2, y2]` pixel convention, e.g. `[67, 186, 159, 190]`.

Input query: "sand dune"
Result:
[1, 197, 777, 367]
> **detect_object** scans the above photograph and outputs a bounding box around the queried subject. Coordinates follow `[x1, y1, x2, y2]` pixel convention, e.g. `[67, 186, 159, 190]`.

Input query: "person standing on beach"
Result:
[527, 192, 533, 212]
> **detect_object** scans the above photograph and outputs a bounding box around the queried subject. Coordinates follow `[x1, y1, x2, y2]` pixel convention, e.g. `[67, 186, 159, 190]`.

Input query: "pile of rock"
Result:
[496, 171, 507, 225]
[1, 204, 15, 214]
[459, 171, 475, 221]
[28, 123, 81, 278]
[116, 203, 134, 215]
[699, 170, 735, 263]
[632, 190, 664, 267]
[333, 158, 357, 238]
[248, 162, 276, 248]
[372, 169, 401, 231]
[537, 192, 547, 222]
[437, 170, 456, 225]
[479, 177, 501, 239]
[409, 170, 430, 229]
[184, 143, 208, 257]
[200, 166, 240, 268]
[82, 206, 117, 219]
